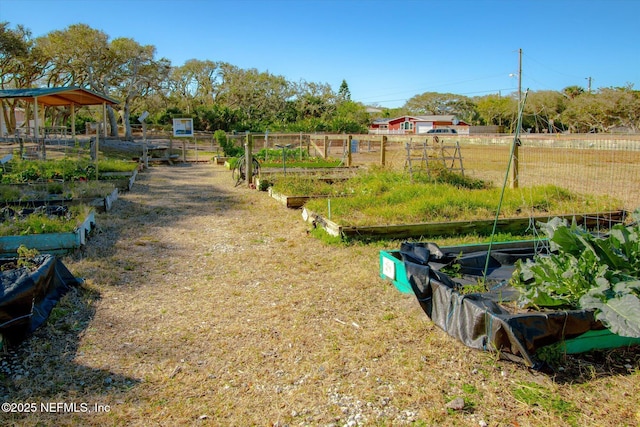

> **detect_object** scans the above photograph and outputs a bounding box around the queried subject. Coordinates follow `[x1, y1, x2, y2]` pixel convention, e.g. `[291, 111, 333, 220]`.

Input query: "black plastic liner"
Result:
[400, 242, 603, 368]
[0, 254, 81, 342]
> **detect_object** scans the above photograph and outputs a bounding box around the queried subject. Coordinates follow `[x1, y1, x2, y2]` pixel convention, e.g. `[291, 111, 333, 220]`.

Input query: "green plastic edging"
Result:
[379, 250, 412, 293]
[562, 329, 640, 354]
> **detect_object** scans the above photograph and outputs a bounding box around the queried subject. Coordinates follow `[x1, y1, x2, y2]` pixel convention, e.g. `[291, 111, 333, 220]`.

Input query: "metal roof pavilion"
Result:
[0, 86, 118, 106]
[0, 87, 118, 145]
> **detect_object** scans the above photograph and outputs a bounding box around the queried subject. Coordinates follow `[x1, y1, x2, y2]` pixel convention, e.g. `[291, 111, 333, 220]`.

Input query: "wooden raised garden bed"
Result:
[101, 168, 138, 191]
[213, 156, 229, 165]
[0, 210, 96, 256]
[303, 208, 628, 240]
[0, 179, 128, 213]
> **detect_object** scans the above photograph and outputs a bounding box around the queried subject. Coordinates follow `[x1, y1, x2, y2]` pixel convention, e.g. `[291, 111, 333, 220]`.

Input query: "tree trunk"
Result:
[123, 98, 133, 140]
[107, 105, 119, 138]
[1, 100, 13, 134]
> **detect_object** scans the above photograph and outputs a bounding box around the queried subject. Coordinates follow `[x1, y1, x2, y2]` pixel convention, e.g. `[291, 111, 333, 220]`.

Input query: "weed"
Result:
[536, 343, 566, 368]
[308, 226, 344, 245]
[17, 245, 40, 269]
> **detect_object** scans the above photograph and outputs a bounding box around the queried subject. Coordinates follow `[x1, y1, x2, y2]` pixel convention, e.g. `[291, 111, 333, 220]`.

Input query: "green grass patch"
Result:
[0, 204, 92, 236]
[261, 158, 342, 168]
[0, 180, 116, 202]
[228, 153, 342, 170]
[271, 176, 340, 196]
[300, 168, 618, 226]
[512, 381, 580, 425]
[1, 158, 137, 183]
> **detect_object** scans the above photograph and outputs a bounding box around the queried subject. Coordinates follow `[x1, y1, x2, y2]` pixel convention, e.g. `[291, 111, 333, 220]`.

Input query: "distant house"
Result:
[369, 114, 470, 135]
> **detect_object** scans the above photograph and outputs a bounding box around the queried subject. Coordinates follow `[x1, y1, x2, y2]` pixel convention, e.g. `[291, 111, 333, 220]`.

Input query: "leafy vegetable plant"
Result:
[511, 210, 640, 338]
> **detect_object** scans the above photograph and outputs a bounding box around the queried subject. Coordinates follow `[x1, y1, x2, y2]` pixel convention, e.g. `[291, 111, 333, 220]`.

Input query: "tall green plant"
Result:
[214, 130, 241, 157]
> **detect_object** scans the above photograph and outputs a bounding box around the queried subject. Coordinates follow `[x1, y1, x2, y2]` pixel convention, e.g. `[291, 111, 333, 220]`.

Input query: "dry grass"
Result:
[0, 144, 639, 426]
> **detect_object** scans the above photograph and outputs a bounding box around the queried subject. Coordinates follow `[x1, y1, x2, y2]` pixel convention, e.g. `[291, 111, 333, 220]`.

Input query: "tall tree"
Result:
[291, 80, 336, 121]
[563, 85, 585, 100]
[330, 100, 369, 133]
[36, 24, 114, 132]
[36, 24, 110, 88]
[338, 79, 351, 102]
[524, 90, 568, 133]
[168, 59, 222, 113]
[0, 22, 30, 88]
[475, 94, 516, 128]
[561, 86, 639, 133]
[108, 37, 171, 139]
[598, 85, 640, 132]
[404, 92, 476, 120]
[0, 23, 46, 133]
[216, 66, 293, 130]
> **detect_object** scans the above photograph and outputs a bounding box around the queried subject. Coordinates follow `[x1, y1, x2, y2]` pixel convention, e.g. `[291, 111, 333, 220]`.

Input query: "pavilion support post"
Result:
[71, 104, 76, 141]
[35, 97, 46, 159]
[94, 120, 100, 180]
[102, 102, 107, 138]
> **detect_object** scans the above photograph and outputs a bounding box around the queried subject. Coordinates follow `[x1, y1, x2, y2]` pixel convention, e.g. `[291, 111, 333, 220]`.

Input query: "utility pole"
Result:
[518, 48, 522, 106]
[511, 48, 522, 189]
[586, 76, 592, 93]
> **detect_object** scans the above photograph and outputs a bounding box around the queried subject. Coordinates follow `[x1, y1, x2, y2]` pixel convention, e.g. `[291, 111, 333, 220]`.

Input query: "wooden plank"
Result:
[304, 210, 627, 239]
[436, 239, 541, 254]
[104, 188, 119, 211]
[270, 190, 330, 209]
[301, 208, 343, 237]
[213, 156, 229, 165]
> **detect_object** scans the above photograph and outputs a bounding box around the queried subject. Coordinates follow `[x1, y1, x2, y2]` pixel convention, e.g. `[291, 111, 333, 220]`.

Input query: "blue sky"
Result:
[1, 0, 639, 108]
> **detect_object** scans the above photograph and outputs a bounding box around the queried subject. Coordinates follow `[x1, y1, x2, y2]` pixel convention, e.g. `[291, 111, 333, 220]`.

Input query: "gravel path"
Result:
[1, 163, 438, 426]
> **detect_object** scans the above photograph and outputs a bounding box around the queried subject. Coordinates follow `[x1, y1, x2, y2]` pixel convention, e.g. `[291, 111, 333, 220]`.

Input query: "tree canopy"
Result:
[1, 21, 638, 136]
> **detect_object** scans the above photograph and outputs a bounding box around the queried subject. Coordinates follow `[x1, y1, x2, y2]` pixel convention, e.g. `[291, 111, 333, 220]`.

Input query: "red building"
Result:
[369, 115, 470, 135]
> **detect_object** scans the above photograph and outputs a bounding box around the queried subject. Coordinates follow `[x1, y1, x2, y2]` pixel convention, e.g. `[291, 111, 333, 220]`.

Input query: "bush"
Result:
[215, 130, 242, 157]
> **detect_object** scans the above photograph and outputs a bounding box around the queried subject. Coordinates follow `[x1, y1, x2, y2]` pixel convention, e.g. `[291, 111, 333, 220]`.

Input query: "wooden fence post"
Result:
[347, 135, 353, 167]
[245, 132, 253, 188]
[323, 135, 329, 159]
[299, 132, 303, 161]
[380, 135, 387, 166]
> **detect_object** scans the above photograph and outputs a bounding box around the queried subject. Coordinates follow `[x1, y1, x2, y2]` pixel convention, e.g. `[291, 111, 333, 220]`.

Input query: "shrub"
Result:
[215, 130, 242, 157]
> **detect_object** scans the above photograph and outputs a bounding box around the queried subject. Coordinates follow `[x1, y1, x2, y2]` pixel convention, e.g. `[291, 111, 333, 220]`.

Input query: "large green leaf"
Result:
[512, 215, 640, 335]
[580, 291, 640, 338]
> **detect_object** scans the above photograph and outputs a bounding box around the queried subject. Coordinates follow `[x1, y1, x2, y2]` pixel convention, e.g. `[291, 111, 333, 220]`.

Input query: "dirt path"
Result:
[2, 162, 638, 426]
[1, 163, 434, 425]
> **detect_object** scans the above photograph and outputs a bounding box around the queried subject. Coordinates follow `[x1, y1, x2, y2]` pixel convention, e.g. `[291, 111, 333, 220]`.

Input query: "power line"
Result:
[358, 87, 519, 107]
[356, 73, 509, 103]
